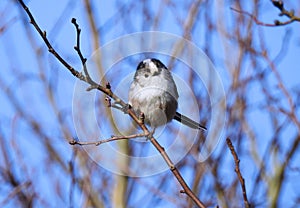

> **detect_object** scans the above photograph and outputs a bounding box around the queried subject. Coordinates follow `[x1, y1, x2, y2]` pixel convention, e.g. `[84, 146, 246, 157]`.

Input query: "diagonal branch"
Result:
[17, 0, 207, 207]
[17, 0, 86, 80]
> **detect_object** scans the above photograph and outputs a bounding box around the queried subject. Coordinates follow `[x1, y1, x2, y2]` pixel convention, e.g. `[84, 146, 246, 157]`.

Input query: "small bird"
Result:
[128, 58, 206, 130]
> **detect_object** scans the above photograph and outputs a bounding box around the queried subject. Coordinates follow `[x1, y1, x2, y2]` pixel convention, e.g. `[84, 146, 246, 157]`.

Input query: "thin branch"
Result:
[231, 0, 300, 27]
[69, 133, 148, 146]
[226, 138, 250, 208]
[71, 18, 94, 84]
[16, 1, 123, 108]
[271, 0, 300, 24]
[17, 0, 86, 80]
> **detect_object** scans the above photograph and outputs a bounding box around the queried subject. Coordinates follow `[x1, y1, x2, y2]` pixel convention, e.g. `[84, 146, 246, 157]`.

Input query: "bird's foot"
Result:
[145, 128, 156, 140]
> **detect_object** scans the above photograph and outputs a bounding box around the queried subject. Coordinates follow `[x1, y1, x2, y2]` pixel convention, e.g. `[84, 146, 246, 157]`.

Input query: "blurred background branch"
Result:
[0, 0, 299, 207]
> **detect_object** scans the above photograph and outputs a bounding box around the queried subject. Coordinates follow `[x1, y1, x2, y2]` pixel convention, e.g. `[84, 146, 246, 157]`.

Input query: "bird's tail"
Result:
[174, 112, 207, 130]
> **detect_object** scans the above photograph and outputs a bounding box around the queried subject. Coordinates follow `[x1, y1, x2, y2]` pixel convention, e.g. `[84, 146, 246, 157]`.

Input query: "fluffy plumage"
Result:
[129, 58, 206, 130]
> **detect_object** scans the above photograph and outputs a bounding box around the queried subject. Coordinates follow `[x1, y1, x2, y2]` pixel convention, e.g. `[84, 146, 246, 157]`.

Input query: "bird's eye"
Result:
[144, 74, 149, 78]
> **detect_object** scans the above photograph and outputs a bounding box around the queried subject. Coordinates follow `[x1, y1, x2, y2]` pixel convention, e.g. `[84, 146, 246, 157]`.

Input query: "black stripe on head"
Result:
[150, 58, 168, 70]
[136, 60, 146, 71]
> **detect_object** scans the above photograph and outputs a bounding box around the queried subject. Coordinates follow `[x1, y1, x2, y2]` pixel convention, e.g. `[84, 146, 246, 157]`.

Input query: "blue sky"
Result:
[1, 0, 300, 207]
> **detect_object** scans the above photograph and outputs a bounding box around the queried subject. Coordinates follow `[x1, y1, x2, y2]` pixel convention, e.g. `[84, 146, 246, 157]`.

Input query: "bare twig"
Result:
[226, 138, 250, 208]
[17, 0, 86, 80]
[271, 0, 300, 24]
[231, 1, 300, 27]
[17, 1, 206, 207]
[69, 133, 148, 146]
[17, 1, 124, 108]
[71, 18, 94, 84]
[231, 7, 280, 27]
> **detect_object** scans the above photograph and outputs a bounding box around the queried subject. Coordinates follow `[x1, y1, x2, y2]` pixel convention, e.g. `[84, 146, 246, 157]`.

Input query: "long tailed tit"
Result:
[129, 58, 206, 130]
